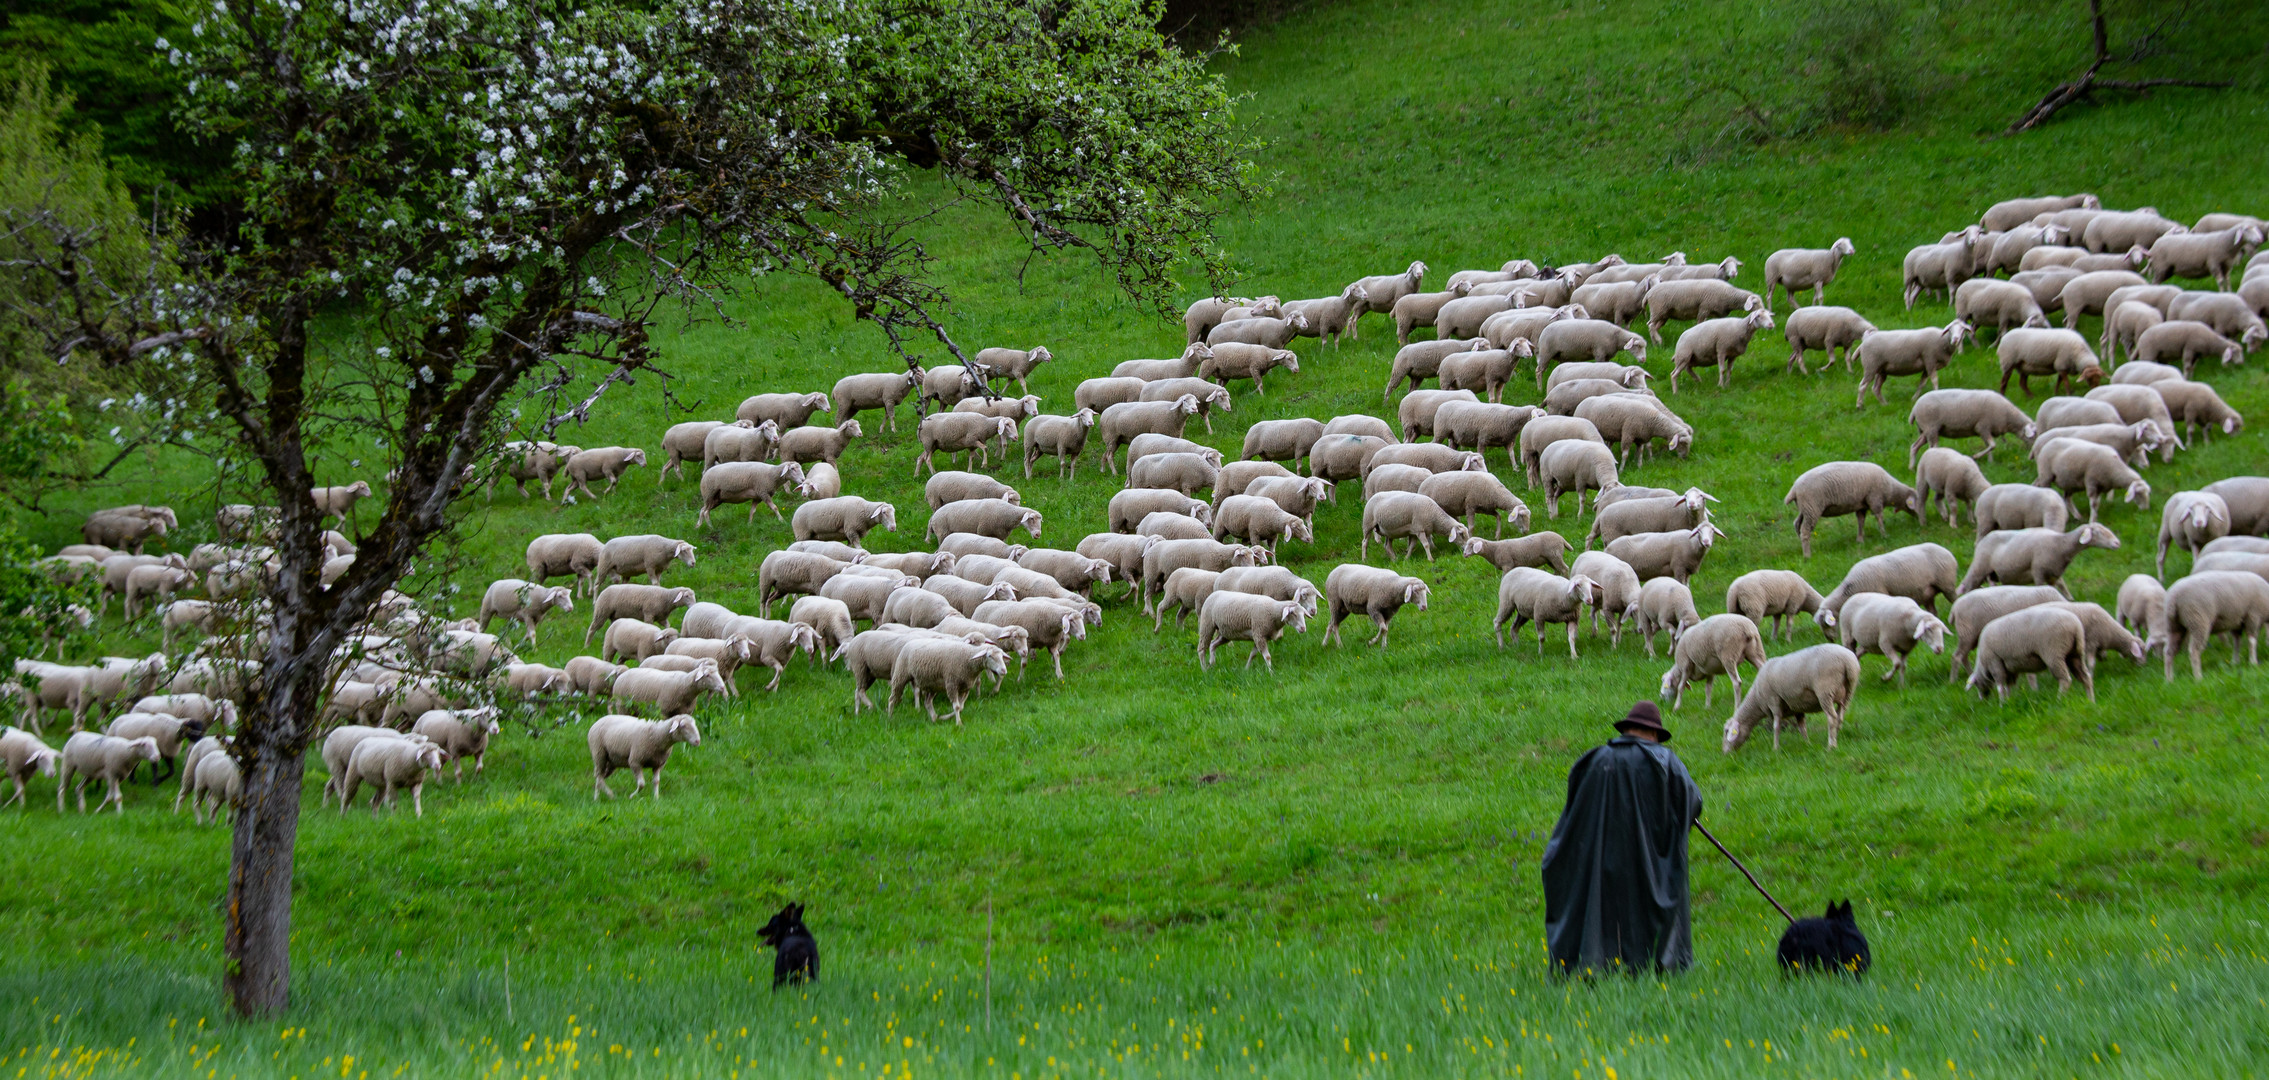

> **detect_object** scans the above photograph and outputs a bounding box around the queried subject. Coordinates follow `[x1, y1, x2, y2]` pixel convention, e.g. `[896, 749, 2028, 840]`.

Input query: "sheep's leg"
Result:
[1051, 647, 1066, 681]
[1566, 621, 1579, 659]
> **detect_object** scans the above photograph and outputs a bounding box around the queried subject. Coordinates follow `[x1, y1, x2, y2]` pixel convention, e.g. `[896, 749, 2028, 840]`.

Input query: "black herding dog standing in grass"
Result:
[760, 903, 819, 988]
[1776, 900, 1871, 976]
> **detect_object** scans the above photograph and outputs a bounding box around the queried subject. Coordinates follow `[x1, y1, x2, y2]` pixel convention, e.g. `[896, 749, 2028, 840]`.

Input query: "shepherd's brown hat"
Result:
[1614, 700, 1672, 743]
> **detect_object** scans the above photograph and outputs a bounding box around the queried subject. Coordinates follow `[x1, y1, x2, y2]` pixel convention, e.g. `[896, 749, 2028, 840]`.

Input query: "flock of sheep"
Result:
[8, 192, 2269, 821]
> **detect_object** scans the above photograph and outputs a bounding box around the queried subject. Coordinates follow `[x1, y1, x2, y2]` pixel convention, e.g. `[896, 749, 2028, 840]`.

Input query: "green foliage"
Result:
[1797, 0, 1929, 130]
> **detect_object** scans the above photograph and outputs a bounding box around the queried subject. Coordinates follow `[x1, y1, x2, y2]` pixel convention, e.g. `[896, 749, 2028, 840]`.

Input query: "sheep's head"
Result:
[1458, 452, 1487, 472]
[627, 449, 649, 466]
[2126, 479, 2153, 509]
[1668, 430, 1694, 458]
[2241, 326, 2265, 351]
[1286, 519, 1315, 544]
[1747, 309, 1775, 331]
[1560, 303, 1590, 320]
[1662, 251, 1688, 265]
[1718, 256, 1743, 278]
[1450, 281, 1473, 298]
[2077, 523, 2122, 550]
[1460, 536, 1488, 558]
[666, 715, 702, 745]
[1832, 237, 1856, 257]
[871, 504, 898, 531]
[1020, 510, 1044, 538]
[1511, 338, 1538, 359]
[1625, 339, 1648, 363]
[1175, 394, 1201, 415]
[668, 587, 696, 607]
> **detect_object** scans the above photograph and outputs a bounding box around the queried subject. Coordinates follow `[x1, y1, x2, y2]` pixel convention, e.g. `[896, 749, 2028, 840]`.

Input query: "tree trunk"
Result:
[224, 736, 306, 1016]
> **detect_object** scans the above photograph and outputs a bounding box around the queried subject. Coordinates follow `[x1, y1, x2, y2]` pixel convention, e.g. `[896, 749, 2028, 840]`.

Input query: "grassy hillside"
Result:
[7, 0, 2269, 1075]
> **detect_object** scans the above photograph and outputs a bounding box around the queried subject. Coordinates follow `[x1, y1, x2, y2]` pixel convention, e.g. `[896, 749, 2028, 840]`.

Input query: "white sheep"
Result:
[2202, 477, 2269, 535]
[609, 662, 727, 716]
[1537, 441, 1622, 519]
[1, 726, 60, 809]
[1309, 434, 1393, 487]
[2163, 571, 2269, 679]
[1658, 612, 1767, 713]
[1462, 532, 1573, 574]
[1984, 195, 2098, 233]
[592, 534, 697, 588]
[1283, 285, 1368, 347]
[698, 419, 781, 471]
[1241, 475, 1335, 524]
[1493, 568, 1599, 657]
[2031, 438, 2150, 522]
[2117, 574, 2171, 654]
[1604, 524, 1724, 585]
[926, 498, 1042, 544]
[2158, 492, 2231, 579]
[832, 370, 921, 432]
[1571, 396, 1692, 470]
[53, 731, 158, 813]
[1722, 644, 1862, 752]
[1762, 238, 1855, 311]
[1211, 494, 1314, 554]
[1588, 487, 1714, 546]
[1835, 593, 1948, 688]
[2153, 379, 2244, 445]
[1965, 606, 2093, 702]
[1906, 388, 2034, 465]
[1097, 398, 1201, 473]
[1323, 565, 1429, 648]
[793, 496, 899, 547]
[1360, 491, 1471, 561]
[2166, 291, 2268, 352]
[1199, 344, 1299, 396]
[1783, 462, 1921, 557]
[697, 461, 806, 526]
[1634, 577, 1700, 659]
[1418, 471, 1528, 538]
[1666, 310, 1774, 392]
[1183, 296, 1280, 344]
[775, 419, 864, 467]
[1902, 228, 1986, 308]
[1108, 488, 1212, 534]
[1195, 592, 1308, 672]
[478, 579, 576, 643]
[587, 713, 700, 799]
[1151, 567, 1221, 631]
[2056, 269, 2149, 329]
[1535, 320, 1648, 387]
[1207, 313, 1309, 350]
[584, 584, 696, 646]
[2133, 320, 2243, 377]
[2102, 300, 2165, 362]
[887, 639, 1008, 723]
[1972, 483, 2071, 538]
[1397, 389, 1480, 442]
[1127, 452, 1221, 497]
[525, 533, 604, 596]
[1434, 401, 1544, 470]
[1023, 409, 1099, 480]
[971, 599, 1086, 680]
[411, 707, 502, 782]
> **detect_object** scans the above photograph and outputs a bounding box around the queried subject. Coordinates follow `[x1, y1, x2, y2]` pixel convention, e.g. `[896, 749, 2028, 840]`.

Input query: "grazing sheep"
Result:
[1492, 568, 1599, 657]
[1283, 285, 1369, 347]
[335, 735, 448, 816]
[1668, 310, 1775, 392]
[1569, 550, 1642, 646]
[1821, 551, 1961, 651]
[1397, 389, 1480, 442]
[792, 496, 898, 547]
[1985, 195, 2099, 233]
[799, 462, 841, 501]
[1904, 389, 2035, 468]
[1659, 613, 1767, 711]
[1112, 346, 1211, 383]
[2200, 477, 2269, 536]
[600, 618, 680, 665]
[1316, 416, 1393, 445]
[1605, 524, 1724, 585]
[1022, 409, 1099, 480]
[1833, 593, 1946, 688]
[2117, 573, 2171, 653]
[586, 713, 700, 800]
[952, 396, 1046, 466]
[1438, 344, 1535, 402]
[820, 570, 922, 624]
[1968, 487, 2069, 546]
[2201, 535, 2269, 556]
[1361, 491, 1471, 561]
[1362, 464, 1432, 502]
[2056, 270, 2150, 329]
[2102, 300, 2165, 362]
[100, 712, 204, 787]
[958, 600, 1077, 681]
[1589, 488, 1714, 546]
[1207, 314, 1309, 350]
[1126, 452, 1221, 498]
[1966, 606, 2093, 702]
[184, 746, 240, 825]
[1209, 495, 1313, 552]
[1367, 442, 1483, 477]
[2041, 600, 2148, 669]
[593, 534, 697, 588]
[122, 564, 197, 621]
[1761, 239, 1855, 311]
[584, 584, 696, 645]
[914, 412, 1016, 474]
[1139, 539, 1262, 614]
[926, 498, 1041, 544]
[973, 346, 1054, 396]
[736, 391, 832, 431]
[1634, 577, 1701, 658]
[1783, 462, 1922, 557]
[411, 707, 502, 782]
[1200, 344, 1299, 396]
[2151, 379, 2243, 445]
[2134, 321, 2243, 377]
[698, 461, 806, 526]
[1010, 549, 1114, 597]
[832, 370, 922, 432]
[2034, 395, 2124, 433]
[1516, 416, 1604, 488]
[1946, 584, 2066, 679]
[1309, 434, 1393, 486]
[2165, 291, 2268, 351]
[1955, 279, 2048, 343]
[1382, 338, 1491, 402]
[774, 420, 863, 467]
[2158, 492, 2231, 579]
[1418, 471, 1528, 538]
[1436, 293, 1522, 341]
[1195, 592, 1309, 672]
[1483, 303, 1587, 354]
[1544, 378, 1647, 417]
[2079, 209, 2186, 253]
[887, 639, 1008, 723]
[2196, 551, 2269, 581]
[1241, 475, 1334, 525]
[478, 579, 575, 643]
[885, 583, 964, 629]
[1571, 396, 1692, 470]
[496, 662, 571, 699]
[1212, 565, 1322, 617]
[2032, 438, 2151, 522]
[918, 365, 987, 410]
[1097, 398, 1200, 473]
[1108, 488, 1211, 535]
[1536, 320, 1649, 387]
[1434, 402, 1543, 470]
[55, 732, 161, 813]
[1322, 565, 1431, 648]
[1646, 280, 1765, 345]
[1723, 644, 1862, 752]
[705, 617, 822, 689]
[697, 421, 779, 473]
[1139, 380, 1235, 437]
[1996, 328, 2105, 397]
[1075, 376, 1149, 417]
[1184, 297, 1280, 344]
[2162, 570, 2269, 679]
[609, 661, 727, 716]
[1461, 534, 1572, 576]
[1914, 448, 1991, 528]
[79, 506, 176, 552]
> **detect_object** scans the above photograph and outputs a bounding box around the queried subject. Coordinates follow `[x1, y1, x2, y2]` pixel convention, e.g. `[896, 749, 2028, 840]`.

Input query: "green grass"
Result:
[8, 0, 2269, 1075]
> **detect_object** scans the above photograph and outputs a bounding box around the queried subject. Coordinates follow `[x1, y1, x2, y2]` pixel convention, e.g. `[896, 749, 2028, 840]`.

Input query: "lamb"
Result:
[1023, 410, 1099, 480]
[2162, 570, 2269, 679]
[1570, 550, 1642, 646]
[1903, 389, 2033, 468]
[774, 420, 863, 467]
[1634, 577, 1701, 658]
[410, 707, 502, 782]
[2202, 477, 2269, 535]
[756, 551, 853, 615]
[601, 618, 680, 664]
[2117, 574, 2171, 653]
[1107, 488, 1211, 535]
[1184, 296, 1280, 344]
[582, 713, 700, 800]
[1382, 338, 1491, 402]
[1782, 462, 1922, 557]
[1323, 565, 1431, 648]
[1965, 606, 2093, 702]
[697, 461, 807, 526]
[583, 584, 696, 645]
[1282, 284, 1369, 346]
[478, 579, 575, 643]
[2152, 379, 2244, 444]
[793, 496, 899, 547]
[1722, 644, 1862, 752]
[1097, 398, 1200, 473]
[1589, 488, 1714, 546]
[1535, 320, 1648, 386]
[1819, 544, 1962, 631]
[1605, 524, 1724, 585]
[1666, 310, 1775, 392]
[926, 498, 1041, 544]
[1962, 522, 2123, 596]
[1985, 194, 2099, 232]
[973, 346, 1055, 396]
[609, 663, 727, 716]
[1571, 395, 1692, 469]
[1, 726, 59, 808]
[2132, 320, 2243, 377]
[1996, 328, 2105, 396]
[1127, 452, 1220, 497]
[1241, 475, 1334, 523]
[1213, 565, 1322, 616]
[2165, 291, 2268, 351]
[1206, 313, 1309, 350]
[1111, 345, 1210, 382]
[1762, 238, 1855, 311]
[888, 639, 1008, 723]
[2081, 209, 2187, 254]
[55, 732, 161, 813]
[1345, 263, 1428, 337]
[1195, 592, 1309, 672]
[589, 535, 696, 589]
[1434, 401, 1543, 469]
[1397, 389, 1480, 441]
[1309, 435, 1392, 486]
[2146, 225, 2266, 290]
[1658, 613, 1767, 711]
[1492, 568, 1600, 657]
[1418, 471, 1528, 538]
[2031, 438, 2151, 521]
[1199, 344, 1299, 396]
[1139, 539, 1262, 613]
[1515, 416, 1604, 487]
[1972, 483, 2070, 538]
[1389, 288, 1471, 345]
[2055, 270, 2149, 328]
[832, 370, 921, 432]
[1360, 491, 1471, 561]
[2158, 492, 2231, 579]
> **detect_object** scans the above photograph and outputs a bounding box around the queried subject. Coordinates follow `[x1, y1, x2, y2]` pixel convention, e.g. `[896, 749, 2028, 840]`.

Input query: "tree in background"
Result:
[3, 0, 1255, 1017]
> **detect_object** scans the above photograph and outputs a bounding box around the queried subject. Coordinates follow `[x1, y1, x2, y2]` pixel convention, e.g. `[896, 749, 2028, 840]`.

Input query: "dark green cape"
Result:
[1540, 735, 1703, 974]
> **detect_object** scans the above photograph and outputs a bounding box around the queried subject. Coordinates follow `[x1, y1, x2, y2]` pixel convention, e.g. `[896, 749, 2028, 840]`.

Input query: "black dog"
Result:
[759, 902, 818, 989]
[1776, 900, 1871, 976]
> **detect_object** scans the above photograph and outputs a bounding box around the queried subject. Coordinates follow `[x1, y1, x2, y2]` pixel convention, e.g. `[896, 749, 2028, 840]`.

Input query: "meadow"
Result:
[5, 0, 2269, 1075]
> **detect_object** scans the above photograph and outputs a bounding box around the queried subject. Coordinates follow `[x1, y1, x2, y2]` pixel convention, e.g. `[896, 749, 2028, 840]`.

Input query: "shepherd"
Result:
[1540, 701, 1704, 975]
